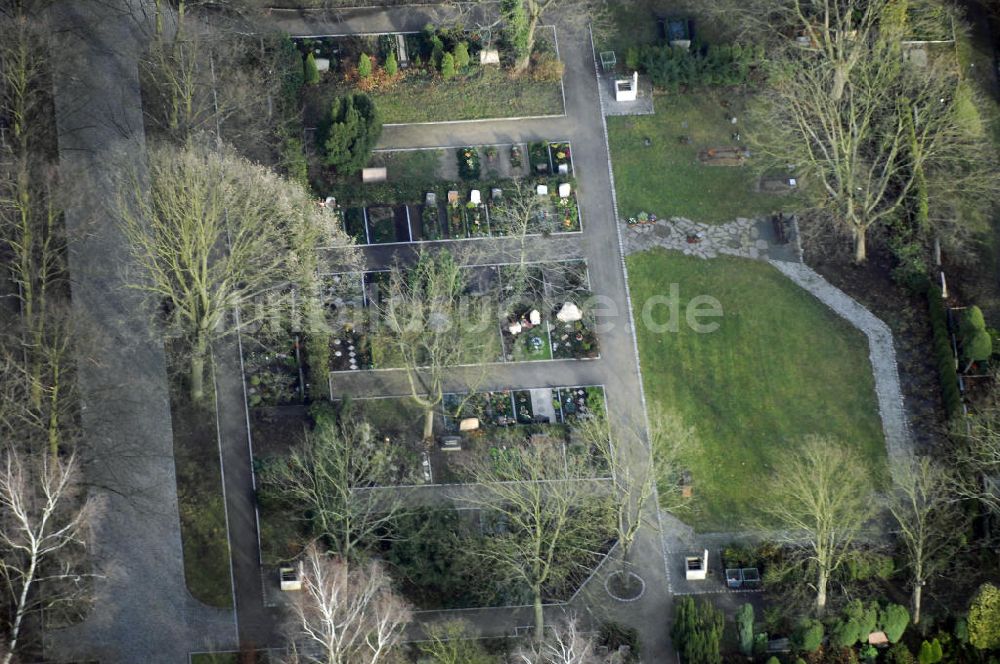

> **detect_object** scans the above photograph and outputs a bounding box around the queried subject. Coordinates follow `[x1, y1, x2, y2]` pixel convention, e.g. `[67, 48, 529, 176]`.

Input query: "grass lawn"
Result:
[368, 66, 563, 123]
[608, 91, 800, 224]
[167, 360, 234, 609]
[627, 250, 886, 530]
[369, 149, 444, 183]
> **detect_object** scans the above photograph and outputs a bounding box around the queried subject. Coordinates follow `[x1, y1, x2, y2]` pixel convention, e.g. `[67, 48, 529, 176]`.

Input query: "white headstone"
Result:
[558, 163, 569, 175]
[529, 310, 541, 325]
[508, 321, 522, 335]
[556, 302, 582, 323]
[480, 48, 500, 65]
[315, 58, 330, 72]
[558, 182, 571, 198]
[536, 184, 549, 196]
[469, 189, 481, 205]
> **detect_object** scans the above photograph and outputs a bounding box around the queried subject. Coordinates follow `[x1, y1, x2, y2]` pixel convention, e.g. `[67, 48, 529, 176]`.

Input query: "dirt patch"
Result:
[251, 405, 309, 457]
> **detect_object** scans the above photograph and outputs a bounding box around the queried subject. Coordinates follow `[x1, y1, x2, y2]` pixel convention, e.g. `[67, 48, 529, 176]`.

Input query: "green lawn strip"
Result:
[369, 67, 563, 123]
[370, 149, 444, 183]
[607, 91, 799, 224]
[167, 358, 234, 609]
[627, 250, 886, 530]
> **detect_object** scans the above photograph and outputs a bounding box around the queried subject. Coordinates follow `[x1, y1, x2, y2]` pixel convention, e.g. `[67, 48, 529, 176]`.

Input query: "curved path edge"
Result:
[768, 260, 914, 473]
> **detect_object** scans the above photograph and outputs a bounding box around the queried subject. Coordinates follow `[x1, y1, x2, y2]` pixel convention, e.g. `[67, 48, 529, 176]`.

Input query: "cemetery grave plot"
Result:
[319, 261, 600, 374]
[545, 261, 600, 360]
[431, 384, 610, 484]
[322, 143, 580, 244]
[240, 299, 306, 407]
[295, 26, 564, 125]
[364, 205, 413, 243]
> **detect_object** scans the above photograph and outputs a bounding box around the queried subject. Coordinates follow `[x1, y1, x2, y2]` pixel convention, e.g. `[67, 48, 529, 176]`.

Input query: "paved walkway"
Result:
[47, 1, 236, 661]
[264, 6, 675, 662]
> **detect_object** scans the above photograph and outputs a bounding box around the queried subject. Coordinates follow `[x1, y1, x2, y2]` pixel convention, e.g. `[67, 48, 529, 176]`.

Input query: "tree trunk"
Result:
[515, 12, 540, 73]
[422, 407, 435, 441]
[533, 585, 545, 641]
[913, 582, 922, 625]
[832, 62, 848, 102]
[3, 557, 36, 664]
[854, 226, 867, 263]
[190, 348, 206, 402]
[816, 567, 829, 615]
[48, 361, 60, 459]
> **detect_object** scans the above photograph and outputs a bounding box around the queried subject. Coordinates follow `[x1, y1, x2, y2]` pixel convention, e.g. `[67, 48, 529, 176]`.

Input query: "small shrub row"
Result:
[927, 285, 963, 418]
[638, 42, 765, 90]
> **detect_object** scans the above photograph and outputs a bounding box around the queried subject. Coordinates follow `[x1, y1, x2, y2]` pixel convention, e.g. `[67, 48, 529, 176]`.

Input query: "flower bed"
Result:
[245, 340, 302, 407]
[528, 141, 551, 174]
[549, 142, 572, 174]
[551, 318, 599, 360]
[510, 145, 523, 169]
[513, 390, 535, 424]
[447, 202, 467, 238]
[457, 147, 481, 180]
[553, 386, 605, 422]
[420, 203, 442, 240]
[555, 193, 581, 232]
[464, 202, 489, 237]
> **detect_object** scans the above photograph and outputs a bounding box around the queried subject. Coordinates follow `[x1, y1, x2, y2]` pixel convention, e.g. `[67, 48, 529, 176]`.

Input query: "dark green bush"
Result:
[792, 619, 824, 653]
[928, 286, 962, 418]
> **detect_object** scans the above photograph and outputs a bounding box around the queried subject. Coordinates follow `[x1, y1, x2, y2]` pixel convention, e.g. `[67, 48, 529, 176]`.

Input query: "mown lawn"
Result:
[608, 91, 800, 224]
[627, 250, 886, 530]
[168, 363, 234, 609]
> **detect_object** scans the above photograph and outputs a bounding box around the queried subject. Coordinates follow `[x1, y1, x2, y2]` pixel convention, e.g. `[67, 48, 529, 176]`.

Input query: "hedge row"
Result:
[927, 285, 963, 418]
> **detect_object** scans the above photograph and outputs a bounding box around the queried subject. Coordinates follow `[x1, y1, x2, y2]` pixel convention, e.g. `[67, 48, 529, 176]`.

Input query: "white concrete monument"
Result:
[615, 71, 639, 102]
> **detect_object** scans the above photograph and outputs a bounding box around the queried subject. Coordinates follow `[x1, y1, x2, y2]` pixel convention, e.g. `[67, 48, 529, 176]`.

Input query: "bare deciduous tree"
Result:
[374, 250, 496, 440]
[573, 405, 692, 572]
[119, 140, 350, 401]
[259, 416, 402, 561]
[886, 456, 967, 625]
[283, 544, 410, 664]
[457, 443, 614, 639]
[763, 435, 875, 613]
[515, 617, 612, 664]
[0, 446, 92, 664]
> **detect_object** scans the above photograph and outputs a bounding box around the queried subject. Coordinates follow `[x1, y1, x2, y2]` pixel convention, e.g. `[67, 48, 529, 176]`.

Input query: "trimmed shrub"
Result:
[963, 329, 992, 367]
[440, 52, 456, 79]
[385, 49, 398, 77]
[927, 286, 962, 418]
[304, 51, 320, 85]
[793, 619, 824, 653]
[961, 306, 987, 339]
[454, 41, 470, 69]
[969, 583, 1000, 650]
[918, 639, 943, 664]
[358, 53, 373, 78]
[880, 604, 910, 644]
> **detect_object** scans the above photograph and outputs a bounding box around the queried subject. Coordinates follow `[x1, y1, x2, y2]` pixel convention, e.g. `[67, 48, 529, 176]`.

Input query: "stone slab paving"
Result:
[623, 216, 801, 263]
